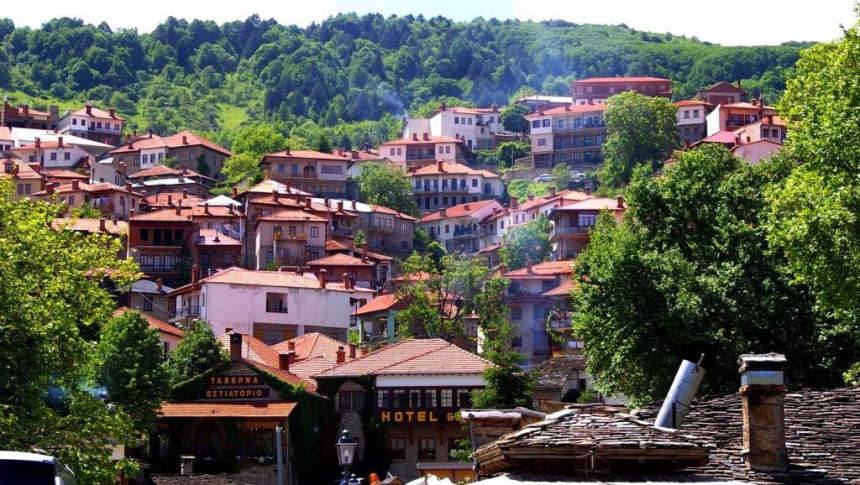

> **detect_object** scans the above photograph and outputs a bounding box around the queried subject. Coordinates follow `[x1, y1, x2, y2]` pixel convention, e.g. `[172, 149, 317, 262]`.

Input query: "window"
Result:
[377, 390, 390, 408]
[418, 438, 436, 460]
[595, 135, 602, 144]
[441, 389, 453, 407]
[96, 122, 102, 129]
[584, 136, 592, 147]
[542, 119, 550, 127]
[409, 389, 422, 408]
[511, 307, 523, 320]
[189, 149, 196, 161]
[72, 118, 77, 125]
[143, 298, 153, 311]
[338, 390, 364, 411]
[445, 225, 450, 234]
[467, 118, 473, 125]
[684, 128, 691, 136]
[310, 227, 319, 238]
[684, 110, 690, 119]
[693, 110, 700, 118]
[266, 251, 274, 263]
[454, 117, 460, 124]
[309, 251, 319, 260]
[50, 152, 57, 161]
[142, 154, 149, 164]
[471, 179, 478, 187]
[456, 389, 472, 408]
[320, 165, 343, 174]
[115, 123, 120, 130]
[68, 196, 75, 206]
[425, 389, 437, 407]
[388, 438, 406, 460]
[512, 336, 523, 347]
[278, 163, 285, 173]
[393, 389, 408, 407]
[578, 213, 597, 227]
[390, 148, 396, 156]
[63, 152, 71, 161]
[16, 184, 23, 195]
[771, 129, 779, 138]
[134, 156, 140, 166]
[397, 148, 403, 155]
[537, 139, 547, 147]
[24, 184, 31, 194]
[559, 138, 566, 148]
[531, 120, 540, 129]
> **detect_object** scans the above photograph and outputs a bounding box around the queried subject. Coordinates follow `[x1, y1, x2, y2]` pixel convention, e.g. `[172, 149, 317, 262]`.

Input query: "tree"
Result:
[471, 277, 535, 409]
[167, 320, 226, 386]
[573, 146, 845, 404]
[0, 180, 140, 482]
[551, 163, 570, 189]
[223, 124, 288, 186]
[353, 230, 366, 247]
[598, 91, 679, 187]
[499, 103, 529, 133]
[70, 202, 102, 218]
[94, 310, 170, 431]
[767, 17, 860, 375]
[357, 163, 420, 217]
[500, 215, 551, 271]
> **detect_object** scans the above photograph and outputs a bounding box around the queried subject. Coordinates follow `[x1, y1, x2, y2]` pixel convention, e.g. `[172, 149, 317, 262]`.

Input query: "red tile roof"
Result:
[196, 229, 241, 246]
[515, 190, 575, 212]
[159, 401, 297, 418]
[143, 192, 206, 207]
[111, 135, 168, 154]
[272, 332, 357, 362]
[44, 169, 88, 180]
[1, 159, 43, 180]
[504, 260, 574, 279]
[353, 293, 404, 316]
[407, 161, 498, 178]
[53, 217, 128, 236]
[257, 209, 328, 223]
[419, 199, 502, 223]
[113, 307, 184, 337]
[169, 267, 376, 295]
[243, 179, 313, 196]
[701, 131, 739, 145]
[217, 333, 280, 367]
[477, 243, 501, 254]
[71, 105, 126, 121]
[524, 104, 607, 118]
[162, 131, 232, 157]
[380, 136, 464, 146]
[542, 278, 578, 297]
[0, 126, 12, 140]
[35, 181, 142, 197]
[703, 80, 746, 94]
[288, 355, 336, 385]
[721, 102, 777, 111]
[262, 149, 347, 162]
[675, 100, 712, 107]
[128, 164, 204, 179]
[573, 76, 671, 83]
[326, 240, 350, 251]
[129, 209, 192, 222]
[307, 253, 373, 268]
[317, 339, 491, 377]
[553, 197, 627, 212]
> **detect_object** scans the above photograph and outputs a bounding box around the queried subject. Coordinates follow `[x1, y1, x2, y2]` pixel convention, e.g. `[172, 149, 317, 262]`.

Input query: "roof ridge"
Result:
[365, 339, 452, 374]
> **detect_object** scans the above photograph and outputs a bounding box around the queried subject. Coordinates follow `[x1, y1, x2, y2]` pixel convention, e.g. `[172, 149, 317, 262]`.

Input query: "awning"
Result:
[159, 401, 297, 418]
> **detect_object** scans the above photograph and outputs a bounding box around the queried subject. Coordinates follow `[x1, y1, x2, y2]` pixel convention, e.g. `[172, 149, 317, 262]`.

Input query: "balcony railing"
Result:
[330, 227, 354, 237]
[138, 264, 179, 273]
[278, 170, 317, 180]
[553, 121, 606, 133]
[174, 305, 200, 318]
[552, 225, 593, 235]
[265, 305, 288, 313]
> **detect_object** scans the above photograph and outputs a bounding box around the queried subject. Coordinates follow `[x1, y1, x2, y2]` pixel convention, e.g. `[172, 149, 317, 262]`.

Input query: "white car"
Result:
[0, 451, 76, 485]
[569, 170, 586, 182]
[533, 173, 553, 183]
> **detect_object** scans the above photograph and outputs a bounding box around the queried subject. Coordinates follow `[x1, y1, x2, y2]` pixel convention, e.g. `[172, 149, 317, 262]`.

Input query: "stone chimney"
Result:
[156, 278, 163, 292]
[230, 333, 243, 361]
[349, 343, 356, 359]
[617, 195, 625, 209]
[739, 353, 788, 472]
[99, 218, 106, 231]
[319, 269, 328, 289]
[336, 345, 346, 364]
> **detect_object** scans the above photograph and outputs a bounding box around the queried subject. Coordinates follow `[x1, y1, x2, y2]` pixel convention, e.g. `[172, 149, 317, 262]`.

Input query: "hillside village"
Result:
[1, 10, 859, 485]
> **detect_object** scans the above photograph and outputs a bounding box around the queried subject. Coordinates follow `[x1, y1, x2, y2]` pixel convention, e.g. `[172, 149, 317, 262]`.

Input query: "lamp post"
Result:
[335, 429, 357, 485]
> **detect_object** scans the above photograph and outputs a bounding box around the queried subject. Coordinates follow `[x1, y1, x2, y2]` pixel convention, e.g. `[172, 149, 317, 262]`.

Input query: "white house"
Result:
[407, 160, 504, 212]
[168, 267, 375, 344]
[417, 199, 505, 254]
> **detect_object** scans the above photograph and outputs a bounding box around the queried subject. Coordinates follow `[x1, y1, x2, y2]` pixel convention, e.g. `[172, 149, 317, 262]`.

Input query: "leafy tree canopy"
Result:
[500, 214, 552, 271]
[357, 163, 420, 217]
[167, 320, 226, 387]
[573, 145, 848, 404]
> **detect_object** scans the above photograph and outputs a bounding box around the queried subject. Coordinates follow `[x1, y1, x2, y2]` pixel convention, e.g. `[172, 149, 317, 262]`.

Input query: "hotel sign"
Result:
[205, 375, 270, 400]
[377, 409, 459, 425]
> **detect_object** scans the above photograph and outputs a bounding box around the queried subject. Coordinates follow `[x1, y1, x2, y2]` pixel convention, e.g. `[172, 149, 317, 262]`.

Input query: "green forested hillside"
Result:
[0, 14, 811, 148]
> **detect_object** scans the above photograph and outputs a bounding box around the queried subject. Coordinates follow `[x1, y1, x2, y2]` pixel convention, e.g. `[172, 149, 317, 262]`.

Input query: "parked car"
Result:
[533, 173, 553, 182]
[569, 170, 586, 182]
[0, 451, 76, 485]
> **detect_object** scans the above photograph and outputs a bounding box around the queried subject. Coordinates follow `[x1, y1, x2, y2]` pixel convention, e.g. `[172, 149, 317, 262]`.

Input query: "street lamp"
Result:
[335, 429, 358, 485]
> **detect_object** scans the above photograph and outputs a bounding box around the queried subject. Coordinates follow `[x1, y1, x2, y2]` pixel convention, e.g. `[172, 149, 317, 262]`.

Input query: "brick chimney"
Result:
[285, 181, 292, 193]
[71, 180, 80, 191]
[99, 218, 106, 231]
[22, 104, 29, 116]
[85, 103, 92, 116]
[616, 196, 625, 209]
[739, 353, 788, 472]
[319, 269, 328, 289]
[437, 160, 444, 172]
[527, 193, 534, 201]
[342, 273, 351, 289]
[584, 186, 590, 196]
[156, 278, 163, 292]
[191, 263, 199, 283]
[230, 333, 242, 361]
[464, 204, 470, 211]
[511, 197, 518, 210]
[422, 133, 430, 141]
[57, 136, 64, 149]
[167, 194, 173, 206]
[412, 133, 418, 141]
[273, 190, 280, 202]
[35, 137, 41, 149]
[232, 187, 238, 198]
[288, 341, 296, 352]
[46, 183, 54, 195]
[304, 198, 311, 209]
[279, 351, 296, 371]
[499, 263, 507, 275]
[349, 343, 356, 359]
[204, 202, 210, 215]
[109, 108, 115, 118]
[526, 259, 533, 274]
[549, 187, 556, 197]
[337, 201, 344, 213]
[182, 135, 188, 145]
[439, 207, 447, 218]
[336, 345, 346, 364]
[125, 181, 133, 193]
[129, 208, 135, 218]
[285, 147, 291, 156]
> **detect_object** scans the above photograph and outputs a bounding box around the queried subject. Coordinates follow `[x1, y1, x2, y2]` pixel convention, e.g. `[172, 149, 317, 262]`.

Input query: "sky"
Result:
[7, 0, 857, 46]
